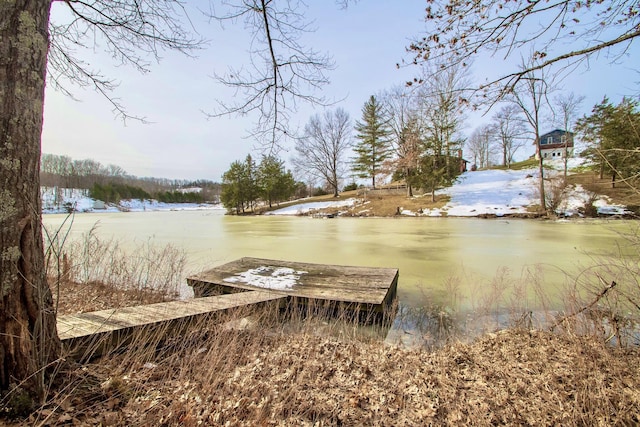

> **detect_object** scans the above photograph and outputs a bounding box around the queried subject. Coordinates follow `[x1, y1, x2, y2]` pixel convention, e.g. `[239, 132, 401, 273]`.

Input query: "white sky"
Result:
[41, 1, 639, 181]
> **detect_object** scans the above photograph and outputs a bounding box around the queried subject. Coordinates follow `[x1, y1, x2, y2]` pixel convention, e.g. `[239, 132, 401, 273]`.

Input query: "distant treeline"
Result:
[90, 183, 206, 203]
[41, 153, 220, 203]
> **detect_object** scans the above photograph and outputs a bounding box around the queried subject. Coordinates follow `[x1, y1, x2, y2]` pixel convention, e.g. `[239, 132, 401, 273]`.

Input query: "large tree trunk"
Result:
[0, 0, 60, 400]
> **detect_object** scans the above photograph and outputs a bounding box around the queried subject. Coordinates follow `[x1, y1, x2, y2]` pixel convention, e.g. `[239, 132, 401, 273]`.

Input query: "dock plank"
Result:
[57, 290, 285, 343]
[59, 258, 398, 359]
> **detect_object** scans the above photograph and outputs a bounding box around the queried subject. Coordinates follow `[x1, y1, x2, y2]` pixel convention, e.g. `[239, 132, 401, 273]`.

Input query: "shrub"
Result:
[343, 182, 358, 192]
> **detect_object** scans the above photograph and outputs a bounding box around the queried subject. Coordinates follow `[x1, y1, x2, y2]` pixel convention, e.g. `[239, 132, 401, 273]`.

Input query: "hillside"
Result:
[268, 160, 632, 218]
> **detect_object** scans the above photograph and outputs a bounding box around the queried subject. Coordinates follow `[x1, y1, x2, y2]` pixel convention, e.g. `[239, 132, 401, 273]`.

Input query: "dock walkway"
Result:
[57, 290, 285, 357]
[58, 258, 398, 357]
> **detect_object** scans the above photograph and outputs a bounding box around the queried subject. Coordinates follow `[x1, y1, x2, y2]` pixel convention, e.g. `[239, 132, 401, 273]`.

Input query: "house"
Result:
[536, 129, 574, 160]
[457, 149, 469, 173]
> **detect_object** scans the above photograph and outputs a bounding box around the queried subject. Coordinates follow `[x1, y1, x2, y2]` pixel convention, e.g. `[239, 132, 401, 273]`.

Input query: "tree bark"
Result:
[0, 0, 60, 400]
[535, 137, 547, 214]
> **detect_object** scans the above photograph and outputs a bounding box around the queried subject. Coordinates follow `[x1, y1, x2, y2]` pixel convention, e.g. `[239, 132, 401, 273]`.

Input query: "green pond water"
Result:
[42, 210, 637, 316]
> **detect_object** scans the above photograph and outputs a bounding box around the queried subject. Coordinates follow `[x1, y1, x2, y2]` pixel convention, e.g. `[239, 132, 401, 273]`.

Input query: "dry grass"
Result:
[44, 223, 186, 314]
[10, 308, 640, 426]
[567, 171, 640, 212]
[6, 253, 640, 426]
[273, 190, 450, 217]
[345, 192, 449, 217]
[52, 280, 172, 315]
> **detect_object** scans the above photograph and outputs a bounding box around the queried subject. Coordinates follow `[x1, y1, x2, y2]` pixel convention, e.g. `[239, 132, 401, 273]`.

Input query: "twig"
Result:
[549, 278, 618, 331]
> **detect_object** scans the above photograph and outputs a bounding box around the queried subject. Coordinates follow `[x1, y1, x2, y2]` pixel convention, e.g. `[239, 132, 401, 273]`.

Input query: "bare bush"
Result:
[545, 176, 569, 214]
[579, 191, 600, 217]
[561, 226, 640, 346]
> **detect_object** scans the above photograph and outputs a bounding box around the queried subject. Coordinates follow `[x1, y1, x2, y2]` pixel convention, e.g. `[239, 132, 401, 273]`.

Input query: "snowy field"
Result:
[41, 188, 224, 214]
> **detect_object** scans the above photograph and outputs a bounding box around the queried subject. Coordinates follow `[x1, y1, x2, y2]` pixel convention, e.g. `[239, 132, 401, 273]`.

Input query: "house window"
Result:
[547, 136, 553, 145]
[543, 153, 548, 158]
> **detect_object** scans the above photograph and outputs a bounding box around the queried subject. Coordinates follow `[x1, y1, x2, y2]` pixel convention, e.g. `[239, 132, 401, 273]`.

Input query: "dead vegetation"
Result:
[269, 189, 449, 217]
[567, 171, 640, 215]
[8, 305, 640, 426]
[3, 212, 640, 424]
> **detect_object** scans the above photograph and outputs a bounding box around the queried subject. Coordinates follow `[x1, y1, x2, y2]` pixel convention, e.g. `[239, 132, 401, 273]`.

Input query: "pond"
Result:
[43, 210, 635, 318]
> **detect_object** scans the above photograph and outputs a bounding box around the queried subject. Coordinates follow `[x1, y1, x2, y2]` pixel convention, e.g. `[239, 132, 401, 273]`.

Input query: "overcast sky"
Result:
[41, 1, 639, 182]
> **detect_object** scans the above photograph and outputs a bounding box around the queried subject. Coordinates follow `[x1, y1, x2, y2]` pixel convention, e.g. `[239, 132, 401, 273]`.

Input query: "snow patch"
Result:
[266, 199, 357, 216]
[423, 169, 538, 217]
[223, 266, 307, 290]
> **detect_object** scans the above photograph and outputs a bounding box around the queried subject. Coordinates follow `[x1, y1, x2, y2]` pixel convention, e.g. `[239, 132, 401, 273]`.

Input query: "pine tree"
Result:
[258, 155, 295, 208]
[352, 95, 393, 189]
[577, 97, 640, 188]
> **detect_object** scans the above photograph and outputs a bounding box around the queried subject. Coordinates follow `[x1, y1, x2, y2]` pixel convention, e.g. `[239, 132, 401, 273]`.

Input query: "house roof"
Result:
[540, 129, 574, 139]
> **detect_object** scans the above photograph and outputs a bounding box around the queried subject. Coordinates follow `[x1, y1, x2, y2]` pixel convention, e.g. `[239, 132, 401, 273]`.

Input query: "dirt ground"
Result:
[278, 190, 449, 217]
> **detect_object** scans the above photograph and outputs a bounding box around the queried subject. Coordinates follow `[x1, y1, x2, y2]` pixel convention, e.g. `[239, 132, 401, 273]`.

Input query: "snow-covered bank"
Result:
[267, 162, 630, 218]
[421, 168, 537, 217]
[265, 199, 358, 216]
[41, 187, 224, 214]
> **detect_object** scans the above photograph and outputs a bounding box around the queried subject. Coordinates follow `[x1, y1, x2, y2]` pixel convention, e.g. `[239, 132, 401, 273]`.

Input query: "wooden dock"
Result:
[58, 258, 398, 358]
[187, 257, 399, 316]
[57, 290, 285, 358]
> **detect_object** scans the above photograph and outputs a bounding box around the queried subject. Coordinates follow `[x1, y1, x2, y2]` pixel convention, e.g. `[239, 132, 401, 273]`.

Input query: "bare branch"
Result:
[206, 0, 335, 149]
[408, 0, 640, 103]
[48, 0, 204, 121]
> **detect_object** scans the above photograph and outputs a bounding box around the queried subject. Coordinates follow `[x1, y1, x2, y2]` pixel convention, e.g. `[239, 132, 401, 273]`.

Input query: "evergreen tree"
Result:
[221, 161, 245, 213]
[243, 154, 258, 211]
[352, 95, 393, 189]
[221, 154, 268, 213]
[415, 134, 462, 202]
[258, 155, 296, 208]
[577, 97, 640, 188]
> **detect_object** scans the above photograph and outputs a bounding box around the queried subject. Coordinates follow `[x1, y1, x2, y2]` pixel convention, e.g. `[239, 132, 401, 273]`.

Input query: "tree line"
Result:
[222, 73, 472, 213]
[221, 155, 304, 213]
[41, 153, 222, 205]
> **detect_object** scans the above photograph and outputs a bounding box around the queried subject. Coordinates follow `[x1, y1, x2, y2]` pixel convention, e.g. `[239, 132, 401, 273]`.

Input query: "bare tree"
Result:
[467, 124, 496, 169]
[207, 0, 334, 148]
[553, 93, 585, 180]
[415, 60, 469, 180]
[47, 0, 202, 120]
[383, 86, 423, 196]
[492, 104, 528, 168]
[293, 108, 352, 197]
[407, 0, 640, 98]
[508, 61, 553, 213]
